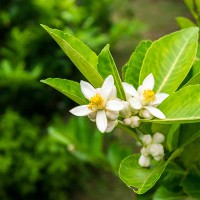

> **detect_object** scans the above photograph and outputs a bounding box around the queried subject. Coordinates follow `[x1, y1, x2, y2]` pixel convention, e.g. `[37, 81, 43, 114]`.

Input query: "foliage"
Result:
[41, 24, 200, 199]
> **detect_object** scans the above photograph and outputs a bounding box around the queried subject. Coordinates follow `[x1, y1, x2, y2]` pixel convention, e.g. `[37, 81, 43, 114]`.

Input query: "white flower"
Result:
[138, 155, 151, 168]
[123, 74, 169, 119]
[153, 132, 165, 144]
[70, 75, 124, 133]
[124, 116, 141, 128]
[141, 147, 149, 156]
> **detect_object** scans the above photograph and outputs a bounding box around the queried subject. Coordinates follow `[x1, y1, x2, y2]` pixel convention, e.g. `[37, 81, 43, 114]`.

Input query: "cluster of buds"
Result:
[138, 132, 165, 168]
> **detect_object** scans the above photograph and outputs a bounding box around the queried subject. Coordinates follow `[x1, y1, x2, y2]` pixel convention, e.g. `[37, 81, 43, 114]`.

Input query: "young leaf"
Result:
[119, 149, 183, 194]
[41, 78, 87, 105]
[123, 40, 152, 88]
[141, 85, 200, 123]
[97, 44, 126, 100]
[139, 27, 199, 94]
[176, 17, 196, 29]
[41, 24, 103, 87]
[184, 72, 200, 87]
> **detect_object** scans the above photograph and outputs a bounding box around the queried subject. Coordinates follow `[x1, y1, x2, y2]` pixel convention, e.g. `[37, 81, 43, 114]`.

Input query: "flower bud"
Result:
[142, 134, 152, 146]
[148, 144, 164, 157]
[153, 132, 165, 144]
[141, 147, 149, 156]
[138, 155, 151, 168]
[130, 116, 141, 128]
[153, 155, 164, 161]
[139, 109, 153, 119]
[120, 101, 132, 118]
[124, 117, 132, 126]
[106, 110, 119, 120]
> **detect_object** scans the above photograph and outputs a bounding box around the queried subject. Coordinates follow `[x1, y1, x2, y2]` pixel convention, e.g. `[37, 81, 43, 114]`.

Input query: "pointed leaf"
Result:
[124, 40, 152, 88]
[139, 27, 199, 94]
[176, 17, 196, 29]
[119, 149, 183, 194]
[97, 44, 126, 100]
[141, 85, 200, 123]
[41, 78, 87, 105]
[184, 72, 200, 87]
[41, 24, 103, 87]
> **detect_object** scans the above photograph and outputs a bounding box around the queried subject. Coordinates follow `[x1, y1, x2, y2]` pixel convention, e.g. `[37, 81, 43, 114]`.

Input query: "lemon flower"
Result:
[123, 73, 169, 119]
[70, 75, 124, 133]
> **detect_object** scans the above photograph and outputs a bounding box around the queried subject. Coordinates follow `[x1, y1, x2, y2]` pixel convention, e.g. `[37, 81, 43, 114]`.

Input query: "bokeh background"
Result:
[0, 0, 190, 199]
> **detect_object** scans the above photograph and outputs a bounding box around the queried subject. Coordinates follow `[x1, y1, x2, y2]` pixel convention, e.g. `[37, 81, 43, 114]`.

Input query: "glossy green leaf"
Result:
[141, 85, 200, 123]
[192, 59, 200, 75]
[176, 17, 196, 29]
[41, 24, 103, 87]
[166, 124, 180, 152]
[123, 40, 152, 88]
[139, 27, 199, 94]
[41, 78, 87, 105]
[97, 44, 126, 100]
[153, 186, 187, 200]
[184, 72, 200, 87]
[119, 149, 182, 194]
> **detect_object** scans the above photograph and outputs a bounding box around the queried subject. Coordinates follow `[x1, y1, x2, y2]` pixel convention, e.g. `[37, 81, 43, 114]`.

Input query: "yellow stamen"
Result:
[143, 90, 156, 103]
[88, 94, 104, 111]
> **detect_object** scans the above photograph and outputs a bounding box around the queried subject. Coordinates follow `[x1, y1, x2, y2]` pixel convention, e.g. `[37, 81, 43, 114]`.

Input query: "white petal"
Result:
[129, 97, 142, 109]
[101, 75, 114, 102]
[96, 110, 107, 133]
[70, 105, 93, 116]
[106, 100, 124, 111]
[108, 85, 117, 100]
[151, 93, 169, 106]
[142, 73, 154, 90]
[122, 82, 138, 99]
[144, 106, 166, 119]
[105, 120, 118, 133]
[80, 80, 96, 100]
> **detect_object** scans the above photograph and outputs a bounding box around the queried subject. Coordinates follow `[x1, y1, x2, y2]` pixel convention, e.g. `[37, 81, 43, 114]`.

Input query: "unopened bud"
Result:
[141, 147, 149, 156]
[106, 110, 119, 120]
[139, 109, 153, 119]
[153, 132, 165, 144]
[124, 117, 132, 126]
[130, 116, 141, 128]
[138, 155, 151, 168]
[148, 143, 164, 157]
[120, 101, 132, 118]
[153, 155, 164, 161]
[142, 134, 152, 146]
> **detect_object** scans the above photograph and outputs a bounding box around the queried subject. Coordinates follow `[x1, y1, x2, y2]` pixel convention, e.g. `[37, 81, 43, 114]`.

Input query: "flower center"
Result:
[143, 90, 156, 103]
[88, 94, 104, 111]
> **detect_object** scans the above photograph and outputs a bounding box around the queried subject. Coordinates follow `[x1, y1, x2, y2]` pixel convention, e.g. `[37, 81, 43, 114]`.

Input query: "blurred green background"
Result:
[0, 0, 189, 199]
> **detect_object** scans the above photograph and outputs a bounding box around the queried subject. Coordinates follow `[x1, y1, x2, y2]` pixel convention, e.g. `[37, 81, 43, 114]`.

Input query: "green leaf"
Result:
[176, 17, 196, 29]
[141, 85, 200, 123]
[166, 124, 180, 152]
[182, 174, 200, 198]
[41, 78, 87, 105]
[97, 44, 126, 100]
[184, 0, 198, 20]
[139, 27, 199, 94]
[184, 72, 200, 87]
[124, 40, 152, 88]
[41, 24, 103, 87]
[153, 186, 188, 200]
[119, 149, 183, 194]
[192, 60, 200, 75]
[122, 63, 128, 81]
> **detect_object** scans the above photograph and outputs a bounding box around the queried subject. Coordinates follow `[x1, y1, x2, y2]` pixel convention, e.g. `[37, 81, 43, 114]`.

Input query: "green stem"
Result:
[118, 121, 141, 143]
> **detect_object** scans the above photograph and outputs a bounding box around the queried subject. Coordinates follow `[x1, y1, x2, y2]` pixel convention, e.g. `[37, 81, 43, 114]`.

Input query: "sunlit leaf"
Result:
[41, 24, 103, 87]
[97, 44, 126, 100]
[176, 17, 196, 29]
[139, 27, 199, 94]
[41, 78, 87, 105]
